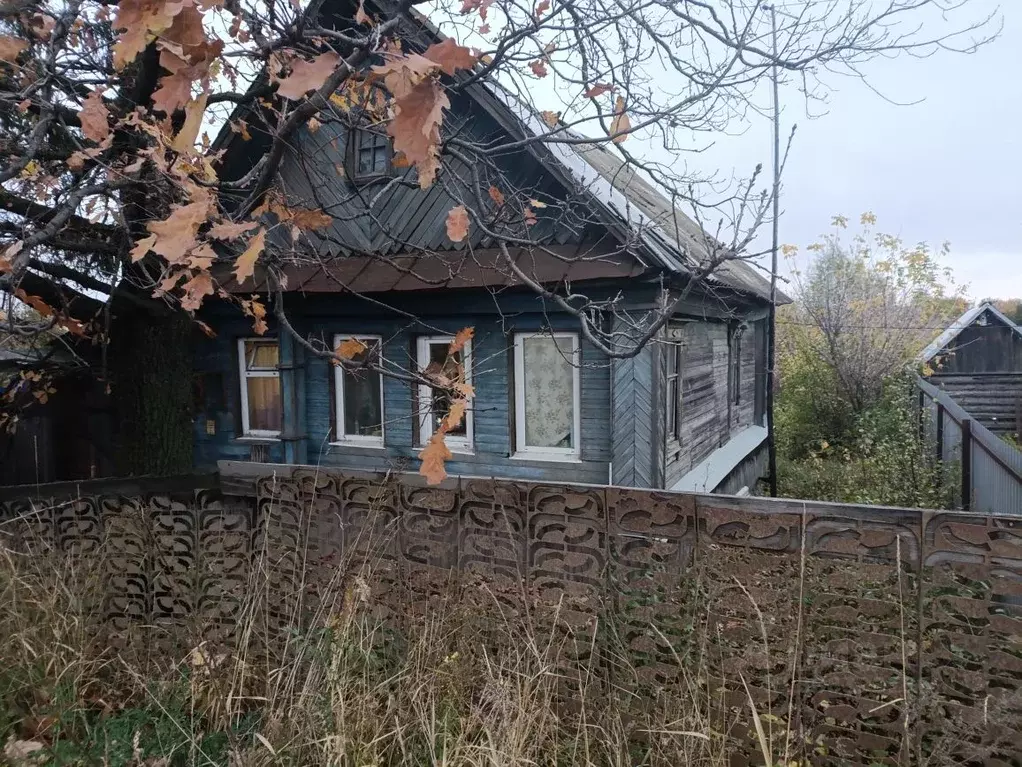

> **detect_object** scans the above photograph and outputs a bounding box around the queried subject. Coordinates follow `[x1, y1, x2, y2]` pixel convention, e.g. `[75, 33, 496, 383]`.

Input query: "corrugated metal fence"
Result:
[917, 374, 1022, 514]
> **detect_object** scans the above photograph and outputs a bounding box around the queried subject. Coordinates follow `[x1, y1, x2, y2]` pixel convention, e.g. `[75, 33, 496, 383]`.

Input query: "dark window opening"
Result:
[666, 343, 683, 443]
[346, 127, 392, 183]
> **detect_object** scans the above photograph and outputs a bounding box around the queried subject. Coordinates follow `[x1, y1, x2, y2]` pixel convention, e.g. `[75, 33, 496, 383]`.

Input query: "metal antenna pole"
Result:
[765, 3, 781, 497]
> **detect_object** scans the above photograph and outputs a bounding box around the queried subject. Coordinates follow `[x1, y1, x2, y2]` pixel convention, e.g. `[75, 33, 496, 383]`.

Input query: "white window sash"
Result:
[237, 338, 281, 438]
[416, 335, 473, 452]
[333, 334, 385, 446]
[513, 332, 581, 460]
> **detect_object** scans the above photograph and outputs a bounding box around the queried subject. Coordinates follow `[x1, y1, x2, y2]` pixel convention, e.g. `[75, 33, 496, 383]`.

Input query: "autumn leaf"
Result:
[288, 207, 333, 230]
[208, 220, 259, 240]
[609, 95, 631, 143]
[524, 207, 538, 226]
[276, 52, 341, 100]
[172, 93, 208, 153]
[336, 337, 368, 359]
[453, 381, 475, 398]
[419, 431, 453, 485]
[14, 289, 54, 318]
[479, 23, 490, 34]
[449, 327, 474, 353]
[80, 89, 110, 144]
[240, 296, 268, 335]
[180, 271, 214, 312]
[540, 110, 559, 127]
[488, 186, 505, 206]
[535, 0, 551, 17]
[529, 198, 547, 208]
[446, 205, 470, 242]
[584, 82, 614, 98]
[529, 59, 548, 78]
[187, 243, 216, 270]
[130, 234, 157, 263]
[234, 228, 266, 284]
[388, 76, 448, 189]
[146, 200, 211, 264]
[355, 0, 372, 25]
[0, 36, 27, 63]
[423, 39, 478, 76]
[445, 399, 467, 430]
[308, 116, 322, 133]
[461, 0, 494, 19]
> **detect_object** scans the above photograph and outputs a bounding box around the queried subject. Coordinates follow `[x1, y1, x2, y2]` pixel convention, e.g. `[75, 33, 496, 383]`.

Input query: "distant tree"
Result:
[780, 213, 966, 415]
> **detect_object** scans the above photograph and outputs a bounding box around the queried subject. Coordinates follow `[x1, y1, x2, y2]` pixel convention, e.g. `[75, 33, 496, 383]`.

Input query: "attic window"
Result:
[346, 126, 392, 183]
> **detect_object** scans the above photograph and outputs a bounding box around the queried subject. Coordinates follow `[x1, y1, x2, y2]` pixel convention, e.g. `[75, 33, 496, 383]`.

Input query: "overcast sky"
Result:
[688, 0, 1018, 301]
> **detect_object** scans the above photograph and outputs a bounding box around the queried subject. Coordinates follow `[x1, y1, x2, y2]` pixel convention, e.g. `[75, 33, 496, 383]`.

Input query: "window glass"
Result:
[340, 339, 383, 439]
[245, 377, 282, 432]
[522, 336, 575, 449]
[426, 340, 466, 437]
[240, 339, 280, 435]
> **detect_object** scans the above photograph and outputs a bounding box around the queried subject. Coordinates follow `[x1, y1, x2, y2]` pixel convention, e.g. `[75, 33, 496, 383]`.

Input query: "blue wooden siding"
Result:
[610, 327, 656, 487]
[193, 295, 611, 484]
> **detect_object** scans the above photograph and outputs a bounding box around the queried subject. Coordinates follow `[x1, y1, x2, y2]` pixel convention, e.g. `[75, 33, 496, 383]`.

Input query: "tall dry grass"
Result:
[0, 501, 770, 767]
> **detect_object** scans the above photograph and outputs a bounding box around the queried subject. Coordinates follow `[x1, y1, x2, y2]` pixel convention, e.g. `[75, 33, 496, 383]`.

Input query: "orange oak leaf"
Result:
[146, 200, 211, 264]
[130, 233, 157, 263]
[535, 0, 550, 17]
[540, 110, 559, 128]
[336, 337, 368, 360]
[14, 289, 53, 318]
[446, 205, 470, 242]
[373, 52, 440, 99]
[80, 90, 110, 144]
[528, 198, 547, 208]
[208, 220, 259, 240]
[449, 327, 474, 353]
[419, 431, 453, 485]
[0, 36, 27, 63]
[180, 271, 214, 312]
[460, 0, 493, 18]
[488, 186, 505, 206]
[112, 0, 181, 69]
[391, 78, 448, 189]
[479, 23, 490, 34]
[172, 93, 208, 153]
[187, 243, 216, 270]
[529, 59, 548, 78]
[240, 296, 268, 335]
[152, 56, 194, 115]
[609, 95, 631, 143]
[234, 228, 266, 284]
[288, 207, 333, 230]
[445, 399, 467, 430]
[355, 0, 371, 25]
[423, 38, 478, 76]
[276, 52, 341, 100]
[584, 82, 613, 98]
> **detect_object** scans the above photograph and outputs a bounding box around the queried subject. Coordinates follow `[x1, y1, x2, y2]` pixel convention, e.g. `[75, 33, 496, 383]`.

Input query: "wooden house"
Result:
[920, 302, 1022, 436]
[192, 0, 787, 493]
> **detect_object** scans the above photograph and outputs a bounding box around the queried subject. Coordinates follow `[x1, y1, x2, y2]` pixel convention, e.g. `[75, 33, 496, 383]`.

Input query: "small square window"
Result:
[333, 335, 384, 445]
[237, 339, 281, 437]
[417, 336, 473, 452]
[346, 127, 393, 183]
[666, 343, 682, 443]
[513, 332, 580, 459]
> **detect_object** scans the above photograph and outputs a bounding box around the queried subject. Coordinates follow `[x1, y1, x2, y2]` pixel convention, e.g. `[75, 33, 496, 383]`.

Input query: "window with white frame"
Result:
[513, 332, 580, 458]
[237, 338, 281, 437]
[333, 335, 384, 445]
[417, 335, 473, 451]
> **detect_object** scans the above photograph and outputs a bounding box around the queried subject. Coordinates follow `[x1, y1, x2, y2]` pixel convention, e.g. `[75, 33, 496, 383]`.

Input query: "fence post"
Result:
[961, 418, 972, 511]
[935, 403, 944, 462]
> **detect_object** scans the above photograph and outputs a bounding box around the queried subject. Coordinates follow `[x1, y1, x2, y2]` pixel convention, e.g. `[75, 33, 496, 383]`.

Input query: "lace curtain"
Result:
[523, 336, 574, 448]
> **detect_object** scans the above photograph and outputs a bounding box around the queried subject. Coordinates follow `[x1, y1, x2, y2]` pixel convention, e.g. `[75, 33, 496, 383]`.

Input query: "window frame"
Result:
[512, 331, 581, 461]
[416, 335, 474, 453]
[237, 338, 282, 439]
[345, 124, 393, 184]
[332, 334, 385, 447]
[666, 342, 683, 444]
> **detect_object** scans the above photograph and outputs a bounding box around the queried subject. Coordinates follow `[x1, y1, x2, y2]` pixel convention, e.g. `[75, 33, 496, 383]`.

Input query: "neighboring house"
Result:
[920, 301, 1022, 436]
[192, 0, 789, 493]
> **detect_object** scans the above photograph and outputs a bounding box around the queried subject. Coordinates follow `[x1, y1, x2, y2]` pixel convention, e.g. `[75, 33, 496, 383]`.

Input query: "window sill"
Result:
[235, 435, 281, 444]
[418, 445, 475, 457]
[510, 452, 582, 464]
[329, 441, 387, 451]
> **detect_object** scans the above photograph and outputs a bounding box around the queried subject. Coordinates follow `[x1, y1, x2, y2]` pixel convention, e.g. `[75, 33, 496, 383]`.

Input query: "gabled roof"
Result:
[215, 0, 786, 306]
[918, 302, 1022, 363]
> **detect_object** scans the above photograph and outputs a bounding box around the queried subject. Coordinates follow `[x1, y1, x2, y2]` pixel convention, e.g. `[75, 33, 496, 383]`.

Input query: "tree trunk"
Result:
[109, 308, 194, 476]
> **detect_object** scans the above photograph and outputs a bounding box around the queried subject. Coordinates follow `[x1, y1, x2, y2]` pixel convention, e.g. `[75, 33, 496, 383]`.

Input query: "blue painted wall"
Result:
[193, 291, 612, 484]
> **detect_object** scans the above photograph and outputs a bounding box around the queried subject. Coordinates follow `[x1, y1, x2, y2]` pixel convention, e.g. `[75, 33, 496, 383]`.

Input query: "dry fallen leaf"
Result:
[446, 205, 470, 242]
[234, 228, 266, 284]
[180, 271, 214, 312]
[354, 0, 371, 25]
[449, 327, 474, 353]
[208, 220, 259, 241]
[529, 59, 548, 78]
[0, 36, 27, 64]
[423, 38, 478, 75]
[535, 0, 551, 17]
[276, 52, 341, 100]
[446, 399, 467, 430]
[584, 82, 614, 98]
[419, 431, 453, 485]
[540, 110, 559, 128]
[609, 95, 631, 143]
[80, 89, 111, 144]
[488, 186, 505, 206]
[336, 337, 368, 360]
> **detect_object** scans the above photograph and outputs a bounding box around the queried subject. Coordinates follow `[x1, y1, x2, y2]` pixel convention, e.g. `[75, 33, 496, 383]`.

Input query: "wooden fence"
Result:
[3, 464, 1022, 765]
[917, 374, 1022, 514]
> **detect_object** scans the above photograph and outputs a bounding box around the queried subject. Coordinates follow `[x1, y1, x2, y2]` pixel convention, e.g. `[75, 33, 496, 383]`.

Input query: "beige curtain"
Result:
[523, 336, 574, 448]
